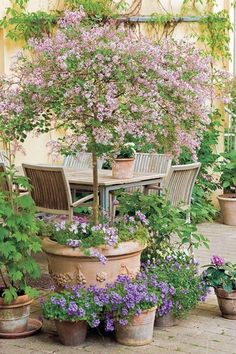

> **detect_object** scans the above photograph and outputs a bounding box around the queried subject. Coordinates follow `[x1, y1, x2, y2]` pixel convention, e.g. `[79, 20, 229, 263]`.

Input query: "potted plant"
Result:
[112, 143, 136, 179]
[40, 211, 149, 289]
[203, 255, 236, 319]
[0, 169, 41, 335]
[144, 248, 209, 327]
[103, 272, 168, 346]
[41, 285, 105, 346]
[217, 150, 236, 225]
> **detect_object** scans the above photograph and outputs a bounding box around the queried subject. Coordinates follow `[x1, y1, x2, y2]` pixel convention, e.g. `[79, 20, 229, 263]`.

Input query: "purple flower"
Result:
[211, 255, 225, 266]
[90, 249, 107, 265]
[67, 239, 80, 248]
[91, 318, 100, 328]
[77, 308, 85, 317]
[67, 301, 78, 316]
[135, 210, 149, 225]
[119, 319, 128, 326]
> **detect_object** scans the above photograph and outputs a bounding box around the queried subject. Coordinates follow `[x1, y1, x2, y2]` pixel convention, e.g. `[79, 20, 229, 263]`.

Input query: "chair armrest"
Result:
[71, 194, 94, 208]
[146, 184, 163, 191]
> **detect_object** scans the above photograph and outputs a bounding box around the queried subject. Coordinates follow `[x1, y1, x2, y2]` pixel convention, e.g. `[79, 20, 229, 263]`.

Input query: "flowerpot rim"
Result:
[113, 157, 135, 162]
[0, 293, 33, 308]
[42, 237, 146, 257]
[217, 194, 236, 202]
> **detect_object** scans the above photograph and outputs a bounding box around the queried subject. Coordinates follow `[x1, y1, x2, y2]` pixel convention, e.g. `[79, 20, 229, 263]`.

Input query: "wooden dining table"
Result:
[18, 166, 165, 211]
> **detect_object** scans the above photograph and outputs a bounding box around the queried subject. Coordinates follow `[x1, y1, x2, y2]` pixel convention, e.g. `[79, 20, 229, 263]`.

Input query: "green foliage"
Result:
[198, 10, 233, 60]
[180, 111, 221, 223]
[203, 260, 236, 292]
[116, 142, 136, 159]
[216, 150, 236, 192]
[0, 166, 41, 303]
[147, 248, 209, 318]
[0, 0, 58, 42]
[65, 0, 124, 20]
[42, 287, 104, 326]
[118, 192, 209, 252]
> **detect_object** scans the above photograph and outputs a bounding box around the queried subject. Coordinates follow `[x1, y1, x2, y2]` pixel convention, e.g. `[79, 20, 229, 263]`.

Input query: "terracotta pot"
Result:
[115, 307, 156, 346]
[42, 238, 145, 289]
[0, 294, 32, 333]
[215, 287, 236, 319]
[55, 320, 87, 346]
[155, 311, 177, 327]
[217, 194, 236, 226]
[112, 158, 135, 179]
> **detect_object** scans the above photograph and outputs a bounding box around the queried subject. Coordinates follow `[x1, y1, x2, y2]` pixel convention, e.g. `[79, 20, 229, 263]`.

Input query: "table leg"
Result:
[100, 187, 110, 212]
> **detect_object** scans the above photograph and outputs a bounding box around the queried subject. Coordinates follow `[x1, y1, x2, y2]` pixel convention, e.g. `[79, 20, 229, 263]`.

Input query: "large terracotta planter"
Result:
[155, 311, 177, 327]
[215, 287, 236, 319]
[55, 320, 87, 346]
[42, 238, 145, 289]
[112, 158, 135, 179]
[217, 194, 236, 226]
[115, 307, 156, 346]
[0, 294, 32, 333]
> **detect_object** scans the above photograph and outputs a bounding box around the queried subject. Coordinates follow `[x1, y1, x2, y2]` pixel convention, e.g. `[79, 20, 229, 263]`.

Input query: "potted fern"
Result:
[217, 150, 236, 225]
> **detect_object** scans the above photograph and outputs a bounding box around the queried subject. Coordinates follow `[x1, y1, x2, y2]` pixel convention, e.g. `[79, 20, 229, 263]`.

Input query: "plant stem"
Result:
[92, 150, 99, 225]
[0, 268, 8, 289]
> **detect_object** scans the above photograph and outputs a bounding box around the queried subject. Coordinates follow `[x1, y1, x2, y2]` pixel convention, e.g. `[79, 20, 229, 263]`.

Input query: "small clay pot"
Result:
[217, 194, 236, 226]
[215, 287, 236, 319]
[112, 158, 135, 179]
[155, 312, 177, 327]
[55, 320, 87, 346]
[0, 294, 32, 333]
[115, 307, 156, 346]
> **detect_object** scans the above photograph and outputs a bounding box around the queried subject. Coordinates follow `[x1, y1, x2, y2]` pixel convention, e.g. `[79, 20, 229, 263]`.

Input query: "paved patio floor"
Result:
[0, 222, 236, 354]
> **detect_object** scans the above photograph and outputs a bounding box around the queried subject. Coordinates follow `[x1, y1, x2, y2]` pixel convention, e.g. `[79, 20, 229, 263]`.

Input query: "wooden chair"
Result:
[150, 162, 201, 254]
[162, 162, 201, 210]
[63, 152, 104, 169]
[22, 164, 94, 221]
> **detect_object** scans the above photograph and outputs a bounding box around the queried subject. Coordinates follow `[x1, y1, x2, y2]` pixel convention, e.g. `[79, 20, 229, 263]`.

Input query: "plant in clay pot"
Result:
[216, 151, 236, 225]
[0, 168, 41, 335]
[40, 211, 149, 288]
[41, 285, 105, 346]
[203, 255, 236, 319]
[103, 272, 168, 346]
[112, 142, 136, 179]
[143, 247, 209, 327]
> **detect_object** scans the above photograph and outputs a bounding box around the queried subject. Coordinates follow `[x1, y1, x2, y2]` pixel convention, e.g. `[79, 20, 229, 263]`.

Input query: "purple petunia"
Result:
[67, 239, 81, 248]
[211, 255, 225, 266]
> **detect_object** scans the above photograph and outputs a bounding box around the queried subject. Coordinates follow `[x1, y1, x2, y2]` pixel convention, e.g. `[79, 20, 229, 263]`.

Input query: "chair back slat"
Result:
[63, 152, 104, 170]
[134, 153, 172, 174]
[164, 163, 201, 207]
[127, 153, 172, 193]
[23, 164, 71, 214]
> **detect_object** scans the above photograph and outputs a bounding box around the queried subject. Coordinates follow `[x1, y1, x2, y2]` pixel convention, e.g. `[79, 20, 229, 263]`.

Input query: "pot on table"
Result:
[112, 158, 135, 179]
[0, 293, 32, 333]
[215, 287, 236, 319]
[115, 307, 156, 346]
[217, 194, 236, 226]
[42, 238, 145, 289]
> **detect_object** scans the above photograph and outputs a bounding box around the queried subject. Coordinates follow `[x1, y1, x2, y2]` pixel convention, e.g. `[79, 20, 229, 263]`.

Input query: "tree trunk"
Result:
[92, 150, 99, 225]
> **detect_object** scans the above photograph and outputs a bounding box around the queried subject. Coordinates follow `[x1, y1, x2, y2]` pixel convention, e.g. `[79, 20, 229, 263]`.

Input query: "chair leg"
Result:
[186, 211, 194, 256]
[69, 208, 73, 222]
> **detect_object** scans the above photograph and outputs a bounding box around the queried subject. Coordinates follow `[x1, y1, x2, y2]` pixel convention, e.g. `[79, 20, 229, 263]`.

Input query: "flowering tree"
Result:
[0, 9, 226, 223]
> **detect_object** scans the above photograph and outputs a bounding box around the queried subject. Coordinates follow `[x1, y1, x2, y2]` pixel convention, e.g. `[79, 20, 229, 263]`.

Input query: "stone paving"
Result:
[0, 222, 236, 354]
